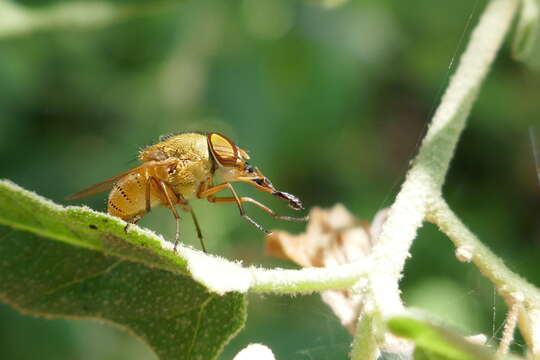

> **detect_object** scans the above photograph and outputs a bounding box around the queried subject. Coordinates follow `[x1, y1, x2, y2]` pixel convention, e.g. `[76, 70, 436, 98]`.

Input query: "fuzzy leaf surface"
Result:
[0, 180, 247, 359]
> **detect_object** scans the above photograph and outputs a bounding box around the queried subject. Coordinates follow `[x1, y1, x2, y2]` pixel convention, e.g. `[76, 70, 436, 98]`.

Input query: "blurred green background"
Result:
[1, 0, 539, 358]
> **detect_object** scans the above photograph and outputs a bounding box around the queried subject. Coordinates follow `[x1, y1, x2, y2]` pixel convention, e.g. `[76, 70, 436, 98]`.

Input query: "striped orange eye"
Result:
[207, 132, 239, 167]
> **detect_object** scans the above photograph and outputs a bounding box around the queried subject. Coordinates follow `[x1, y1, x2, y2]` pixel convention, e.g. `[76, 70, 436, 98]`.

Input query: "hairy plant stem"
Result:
[350, 308, 379, 360]
[249, 0, 521, 302]
[249, 263, 370, 294]
[428, 197, 540, 358]
[427, 198, 540, 308]
[496, 293, 522, 359]
[350, 0, 520, 357]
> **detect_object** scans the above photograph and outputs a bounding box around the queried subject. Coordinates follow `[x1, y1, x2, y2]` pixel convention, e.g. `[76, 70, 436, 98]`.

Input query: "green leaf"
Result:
[0, 180, 247, 359]
[0, 179, 189, 273]
[0, 179, 255, 294]
[512, 0, 540, 66]
[388, 316, 518, 360]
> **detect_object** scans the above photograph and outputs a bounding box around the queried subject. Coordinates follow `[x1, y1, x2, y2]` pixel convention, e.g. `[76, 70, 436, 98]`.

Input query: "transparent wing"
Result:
[65, 164, 146, 200]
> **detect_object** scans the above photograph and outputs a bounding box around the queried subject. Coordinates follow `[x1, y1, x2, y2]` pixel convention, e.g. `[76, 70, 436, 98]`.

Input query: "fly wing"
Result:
[65, 164, 145, 200]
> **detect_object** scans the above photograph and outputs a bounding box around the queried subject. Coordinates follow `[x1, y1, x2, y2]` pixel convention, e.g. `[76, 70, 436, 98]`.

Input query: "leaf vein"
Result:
[187, 295, 215, 360]
[36, 260, 123, 299]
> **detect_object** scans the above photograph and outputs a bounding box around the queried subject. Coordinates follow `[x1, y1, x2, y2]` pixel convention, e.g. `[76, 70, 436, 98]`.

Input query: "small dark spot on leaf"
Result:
[89, 224, 98, 230]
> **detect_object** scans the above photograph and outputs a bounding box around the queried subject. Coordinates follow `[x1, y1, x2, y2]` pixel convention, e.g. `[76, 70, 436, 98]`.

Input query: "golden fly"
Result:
[66, 132, 307, 252]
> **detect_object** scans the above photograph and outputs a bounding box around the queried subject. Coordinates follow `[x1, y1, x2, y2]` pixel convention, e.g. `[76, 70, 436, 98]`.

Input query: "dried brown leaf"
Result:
[266, 204, 389, 333]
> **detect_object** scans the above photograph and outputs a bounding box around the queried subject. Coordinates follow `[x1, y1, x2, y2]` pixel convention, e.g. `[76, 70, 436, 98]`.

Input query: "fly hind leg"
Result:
[124, 214, 143, 234]
[179, 204, 206, 253]
[123, 176, 182, 254]
[123, 174, 158, 234]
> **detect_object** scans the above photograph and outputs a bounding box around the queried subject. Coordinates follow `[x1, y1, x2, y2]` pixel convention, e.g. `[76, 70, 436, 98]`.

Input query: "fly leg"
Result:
[179, 203, 206, 253]
[198, 182, 270, 234]
[154, 180, 182, 252]
[210, 196, 308, 222]
[123, 175, 157, 234]
[124, 214, 143, 233]
[125, 175, 182, 252]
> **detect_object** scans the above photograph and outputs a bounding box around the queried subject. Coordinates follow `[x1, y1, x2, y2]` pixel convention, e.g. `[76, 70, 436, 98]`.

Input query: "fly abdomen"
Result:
[107, 172, 162, 220]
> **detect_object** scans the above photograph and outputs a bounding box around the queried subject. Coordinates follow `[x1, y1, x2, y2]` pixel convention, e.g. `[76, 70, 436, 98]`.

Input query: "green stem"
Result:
[428, 197, 540, 359]
[369, 0, 519, 317]
[350, 310, 378, 360]
[427, 197, 540, 309]
[351, 0, 520, 356]
[248, 262, 369, 294]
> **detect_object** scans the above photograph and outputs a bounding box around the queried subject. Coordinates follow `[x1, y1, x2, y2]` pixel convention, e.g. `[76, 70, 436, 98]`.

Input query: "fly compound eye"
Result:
[208, 132, 239, 167]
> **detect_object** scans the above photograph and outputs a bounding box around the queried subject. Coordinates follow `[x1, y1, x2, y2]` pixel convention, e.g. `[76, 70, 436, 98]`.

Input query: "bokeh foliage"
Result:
[0, 0, 539, 358]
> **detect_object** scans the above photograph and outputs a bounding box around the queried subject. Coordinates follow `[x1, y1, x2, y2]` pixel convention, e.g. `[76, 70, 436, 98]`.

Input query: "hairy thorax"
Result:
[139, 132, 215, 199]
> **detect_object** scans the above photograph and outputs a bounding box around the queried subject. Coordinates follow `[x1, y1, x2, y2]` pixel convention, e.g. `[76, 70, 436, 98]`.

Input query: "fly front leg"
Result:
[198, 182, 271, 234]
[210, 196, 308, 222]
